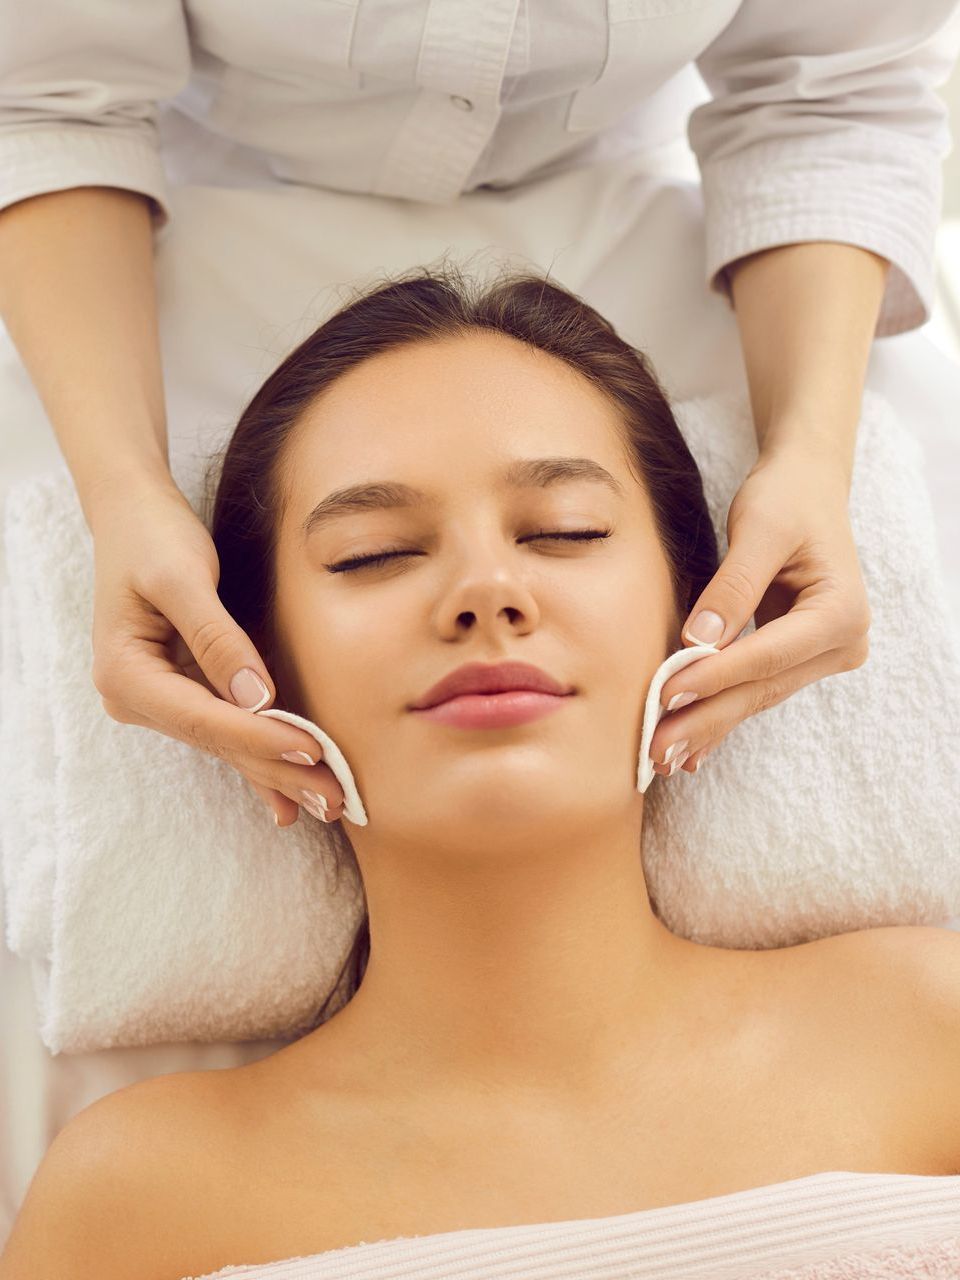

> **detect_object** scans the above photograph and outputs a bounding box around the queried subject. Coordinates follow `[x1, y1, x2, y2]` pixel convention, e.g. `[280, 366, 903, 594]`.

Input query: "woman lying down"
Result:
[2, 264, 958, 1280]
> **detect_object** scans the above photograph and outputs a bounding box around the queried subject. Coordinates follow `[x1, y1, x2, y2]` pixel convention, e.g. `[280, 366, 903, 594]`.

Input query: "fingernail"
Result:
[301, 790, 343, 823]
[282, 750, 318, 766]
[230, 668, 270, 711]
[684, 610, 724, 645]
[273, 811, 280, 825]
[663, 738, 689, 766]
[666, 691, 697, 712]
[301, 788, 328, 813]
[667, 749, 691, 776]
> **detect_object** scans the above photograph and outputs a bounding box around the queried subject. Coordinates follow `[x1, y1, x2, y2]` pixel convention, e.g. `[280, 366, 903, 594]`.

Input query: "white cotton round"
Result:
[256, 706, 369, 827]
[635, 642, 723, 795]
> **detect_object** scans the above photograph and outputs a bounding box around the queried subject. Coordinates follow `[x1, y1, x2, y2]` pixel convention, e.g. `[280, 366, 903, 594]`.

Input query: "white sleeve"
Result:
[0, 0, 191, 231]
[687, 1, 960, 337]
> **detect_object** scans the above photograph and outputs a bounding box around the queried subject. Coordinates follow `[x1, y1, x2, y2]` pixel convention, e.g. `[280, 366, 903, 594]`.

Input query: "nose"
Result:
[435, 555, 542, 640]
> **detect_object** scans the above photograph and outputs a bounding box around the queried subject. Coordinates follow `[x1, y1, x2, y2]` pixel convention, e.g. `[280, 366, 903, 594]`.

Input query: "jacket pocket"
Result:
[191, 0, 362, 84]
[565, 0, 738, 134]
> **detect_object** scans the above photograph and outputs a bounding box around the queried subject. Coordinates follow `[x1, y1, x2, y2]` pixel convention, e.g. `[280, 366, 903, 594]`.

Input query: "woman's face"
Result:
[273, 330, 676, 841]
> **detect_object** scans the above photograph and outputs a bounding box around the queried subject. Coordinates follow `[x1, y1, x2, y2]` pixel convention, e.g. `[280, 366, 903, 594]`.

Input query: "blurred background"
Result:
[908, 41, 960, 631]
[930, 34, 960, 362]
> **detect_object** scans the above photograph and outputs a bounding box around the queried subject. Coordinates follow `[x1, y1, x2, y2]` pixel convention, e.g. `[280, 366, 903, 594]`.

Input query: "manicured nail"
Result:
[667, 749, 691, 776]
[301, 788, 328, 814]
[663, 738, 689, 766]
[300, 790, 343, 823]
[684, 610, 724, 645]
[667, 691, 697, 712]
[282, 750, 318, 766]
[230, 668, 270, 711]
[273, 811, 280, 825]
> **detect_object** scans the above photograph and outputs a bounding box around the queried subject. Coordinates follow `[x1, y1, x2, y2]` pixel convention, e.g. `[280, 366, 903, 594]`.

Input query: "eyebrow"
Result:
[301, 456, 626, 541]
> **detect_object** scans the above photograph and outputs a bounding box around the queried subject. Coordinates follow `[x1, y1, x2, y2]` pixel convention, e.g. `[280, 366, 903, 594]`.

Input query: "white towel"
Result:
[2, 385, 959, 1055]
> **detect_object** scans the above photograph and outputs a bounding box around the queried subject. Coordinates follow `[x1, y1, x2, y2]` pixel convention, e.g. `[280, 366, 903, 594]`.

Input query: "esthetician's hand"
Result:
[87, 474, 345, 826]
[650, 448, 871, 776]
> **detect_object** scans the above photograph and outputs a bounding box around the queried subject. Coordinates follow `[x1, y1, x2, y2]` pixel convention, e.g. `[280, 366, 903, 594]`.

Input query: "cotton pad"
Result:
[635, 641, 723, 794]
[256, 706, 369, 826]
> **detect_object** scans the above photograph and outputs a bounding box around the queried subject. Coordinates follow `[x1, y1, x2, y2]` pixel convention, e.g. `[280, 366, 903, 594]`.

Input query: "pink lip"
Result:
[409, 660, 573, 711]
[411, 690, 572, 729]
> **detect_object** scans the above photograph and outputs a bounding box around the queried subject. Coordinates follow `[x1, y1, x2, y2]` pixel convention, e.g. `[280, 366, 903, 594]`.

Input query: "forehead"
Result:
[282, 331, 631, 505]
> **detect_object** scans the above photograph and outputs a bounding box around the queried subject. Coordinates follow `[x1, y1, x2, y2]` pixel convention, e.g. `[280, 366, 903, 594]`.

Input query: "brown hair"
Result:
[202, 259, 719, 1026]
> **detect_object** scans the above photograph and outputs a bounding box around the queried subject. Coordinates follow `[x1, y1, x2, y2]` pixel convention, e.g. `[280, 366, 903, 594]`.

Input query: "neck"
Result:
[311, 809, 714, 1105]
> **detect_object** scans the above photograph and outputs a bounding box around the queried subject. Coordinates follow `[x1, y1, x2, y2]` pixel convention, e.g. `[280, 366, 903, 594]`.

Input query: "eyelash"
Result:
[326, 529, 613, 574]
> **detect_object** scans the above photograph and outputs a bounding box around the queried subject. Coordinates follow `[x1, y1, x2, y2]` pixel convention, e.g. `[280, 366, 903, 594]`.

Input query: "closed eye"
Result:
[325, 529, 612, 574]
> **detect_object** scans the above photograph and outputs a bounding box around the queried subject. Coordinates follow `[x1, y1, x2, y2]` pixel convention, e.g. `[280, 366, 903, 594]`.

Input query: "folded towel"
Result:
[2, 385, 959, 1054]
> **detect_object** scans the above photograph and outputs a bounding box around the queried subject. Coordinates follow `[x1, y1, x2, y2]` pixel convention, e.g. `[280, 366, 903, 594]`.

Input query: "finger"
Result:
[651, 644, 843, 768]
[679, 521, 792, 649]
[652, 741, 711, 776]
[685, 743, 714, 774]
[248, 778, 299, 826]
[102, 674, 348, 808]
[671, 743, 711, 774]
[99, 656, 325, 768]
[652, 741, 714, 777]
[242, 757, 347, 816]
[650, 637, 867, 769]
[246, 773, 346, 825]
[661, 590, 866, 715]
[149, 564, 278, 713]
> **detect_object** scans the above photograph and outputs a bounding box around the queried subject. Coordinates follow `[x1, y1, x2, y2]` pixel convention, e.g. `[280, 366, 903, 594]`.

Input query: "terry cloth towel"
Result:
[2, 386, 960, 1053]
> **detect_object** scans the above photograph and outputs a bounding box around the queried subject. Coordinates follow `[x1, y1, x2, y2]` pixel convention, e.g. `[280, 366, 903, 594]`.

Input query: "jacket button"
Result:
[449, 94, 474, 111]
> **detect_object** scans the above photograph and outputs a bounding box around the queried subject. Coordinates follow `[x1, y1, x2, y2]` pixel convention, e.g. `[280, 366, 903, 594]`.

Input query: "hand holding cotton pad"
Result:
[255, 706, 369, 826]
[256, 640, 721, 825]
[636, 641, 722, 793]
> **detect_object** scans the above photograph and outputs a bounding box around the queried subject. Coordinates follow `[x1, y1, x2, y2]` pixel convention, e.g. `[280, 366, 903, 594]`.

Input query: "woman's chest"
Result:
[171, 998, 942, 1275]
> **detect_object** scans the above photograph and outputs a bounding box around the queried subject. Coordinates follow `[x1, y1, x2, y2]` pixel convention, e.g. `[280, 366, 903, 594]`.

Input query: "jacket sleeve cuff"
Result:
[699, 130, 942, 339]
[0, 124, 172, 232]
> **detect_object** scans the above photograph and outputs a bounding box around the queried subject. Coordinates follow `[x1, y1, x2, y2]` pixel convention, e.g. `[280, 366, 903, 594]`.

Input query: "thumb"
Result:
[156, 572, 276, 711]
[682, 533, 779, 649]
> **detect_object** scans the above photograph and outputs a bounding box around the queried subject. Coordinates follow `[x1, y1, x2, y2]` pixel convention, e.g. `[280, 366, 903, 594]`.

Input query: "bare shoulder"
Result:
[771, 921, 960, 1002]
[808, 923, 960, 1026]
[0, 1068, 236, 1280]
[793, 924, 960, 1173]
[829, 922, 960, 985]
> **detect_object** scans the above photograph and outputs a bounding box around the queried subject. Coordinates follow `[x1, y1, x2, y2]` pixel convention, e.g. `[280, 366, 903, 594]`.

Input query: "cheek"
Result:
[283, 593, 411, 722]
[585, 575, 672, 708]
[595, 558, 667, 649]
